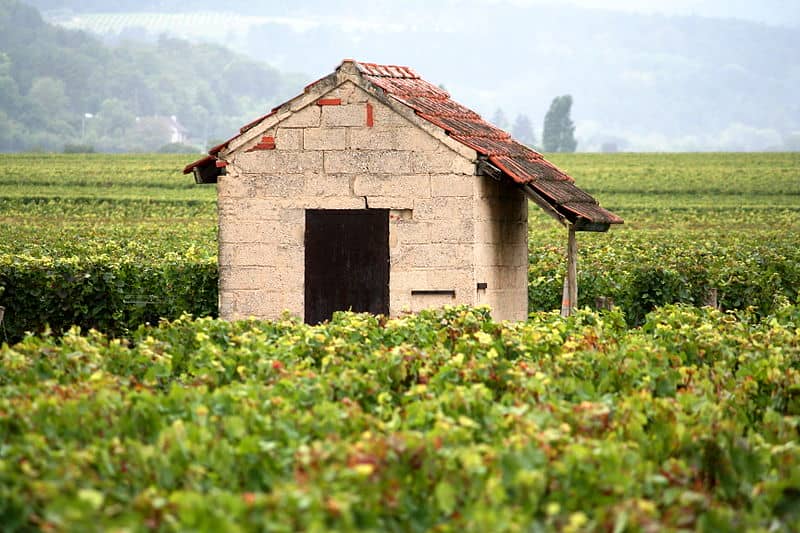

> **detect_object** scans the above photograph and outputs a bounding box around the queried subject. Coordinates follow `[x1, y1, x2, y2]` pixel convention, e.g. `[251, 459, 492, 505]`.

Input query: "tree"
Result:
[96, 98, 135, 138]
[512, 114, 536, 147]
[0, 53, 21, 115]
[542, 95, 577, 152]
[490, 108, 509, 130]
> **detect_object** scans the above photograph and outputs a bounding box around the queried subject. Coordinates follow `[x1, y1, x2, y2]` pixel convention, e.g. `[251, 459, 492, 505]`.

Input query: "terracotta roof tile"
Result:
[354, 60, 622, 226]
[184, 59, 622, 226]
[183, 155, 215, 175]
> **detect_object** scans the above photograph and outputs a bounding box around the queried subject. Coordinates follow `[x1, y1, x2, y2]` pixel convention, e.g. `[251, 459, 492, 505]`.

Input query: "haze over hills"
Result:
[0, 0, 305, 152]
[18, 0, 800, 151]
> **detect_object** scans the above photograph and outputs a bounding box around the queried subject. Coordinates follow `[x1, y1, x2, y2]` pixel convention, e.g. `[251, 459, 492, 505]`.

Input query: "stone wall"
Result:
[217, 77, 528, 322]
[473, 177, 530, 321]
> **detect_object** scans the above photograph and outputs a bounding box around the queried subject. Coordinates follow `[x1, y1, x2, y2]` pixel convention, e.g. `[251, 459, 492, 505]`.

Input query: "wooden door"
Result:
[304, 209, 389, 324]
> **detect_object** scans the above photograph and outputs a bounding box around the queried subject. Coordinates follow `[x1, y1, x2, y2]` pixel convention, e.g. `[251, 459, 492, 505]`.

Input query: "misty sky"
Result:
[501, 0, 800, 27]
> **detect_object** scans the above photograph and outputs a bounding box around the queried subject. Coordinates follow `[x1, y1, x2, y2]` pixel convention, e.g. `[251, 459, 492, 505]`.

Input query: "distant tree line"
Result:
[0, 0, 302, 152]
[491, 94, 577, 153]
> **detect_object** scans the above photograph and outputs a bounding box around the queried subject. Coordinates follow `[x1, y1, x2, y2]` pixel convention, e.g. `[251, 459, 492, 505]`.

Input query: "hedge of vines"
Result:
[1, 305, 799, 530]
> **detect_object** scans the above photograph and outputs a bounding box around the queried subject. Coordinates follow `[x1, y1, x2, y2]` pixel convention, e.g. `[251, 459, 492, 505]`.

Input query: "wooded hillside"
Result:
[0, 0, 301, 152]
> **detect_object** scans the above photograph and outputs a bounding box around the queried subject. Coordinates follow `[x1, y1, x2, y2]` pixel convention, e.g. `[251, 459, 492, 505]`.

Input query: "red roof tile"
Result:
[183, 59, 622, 226]
[355, 60, 622, 226]
[183, 155, 215, 175]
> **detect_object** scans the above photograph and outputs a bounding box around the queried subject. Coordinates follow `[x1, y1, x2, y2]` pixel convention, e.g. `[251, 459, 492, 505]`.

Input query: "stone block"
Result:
[389, 268, 475, 303]
[483, 289, 528, 322]
[280, 105, 321, 128]
[217, 175, 254, 198]
[390, 267, 476, 311]
[321, 104, 368, 127]
[411, 147, 475, 175]
[367, 151, 416, 174]
[410, 292, 459, 313]
[476, 176, 505, 199]
[304, 127, 347, 150]
[392, 220, 429, 245]
[217, 197, 280, 220]
[231, 289, 303, 320]
[273, 244, 304, 268]
[475, 196, 528, 222]
[348, 127, 398, 150]
[251, 175, 305, 198]
[219, 219, 302, 245]
[475, 243, 529, 267]
[276, 128, 303, 150]
[231, 243, 277, 267]
[423, 268, 475, 292]
[430, 174, 474, 197]
[388, 297, 412, 318]
[218, 244, 235, 266]
[229, 243, 303, 268]
[279, 208, 305, 224]
[370, 99, 413, 128]
[391, 243, 473, 269]
[475, 265, 529, 290]
[476, 220, 528, 244]
[221, 266, 303, 292]
[235, 150, 323, 175]
[219, 291, 235, 320]
[396, 127, 441, 152]
[413, 196, 473, 221]
[324, 150, 413, 174]
[353, 174, 430, 197]
[302, 173, 352, 197]
[428, 218, 474, 244]
[389, 209, 413, 222]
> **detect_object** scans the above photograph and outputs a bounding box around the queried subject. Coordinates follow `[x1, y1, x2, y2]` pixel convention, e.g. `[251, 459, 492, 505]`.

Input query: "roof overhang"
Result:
[477, 158, 615, 232]
[183, 155, 222, 184]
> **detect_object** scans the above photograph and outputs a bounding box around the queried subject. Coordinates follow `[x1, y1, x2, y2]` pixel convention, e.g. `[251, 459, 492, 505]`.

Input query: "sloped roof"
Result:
[185, 59, 622, 227]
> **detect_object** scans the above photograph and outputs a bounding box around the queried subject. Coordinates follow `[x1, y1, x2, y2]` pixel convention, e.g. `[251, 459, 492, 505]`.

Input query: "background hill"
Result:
[6, 0, 800, 151]
[0, 0, 303, 152]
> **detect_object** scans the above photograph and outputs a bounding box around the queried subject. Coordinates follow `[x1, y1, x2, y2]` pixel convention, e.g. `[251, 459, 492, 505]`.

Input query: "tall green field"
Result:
[1, 152, 798, 339]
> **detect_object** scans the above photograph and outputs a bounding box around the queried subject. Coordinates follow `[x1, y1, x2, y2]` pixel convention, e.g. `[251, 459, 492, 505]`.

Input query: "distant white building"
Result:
[168, 115, 189, 144]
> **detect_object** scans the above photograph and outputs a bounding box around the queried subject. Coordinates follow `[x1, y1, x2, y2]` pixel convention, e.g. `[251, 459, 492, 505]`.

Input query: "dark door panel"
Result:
[304, 209, 389, 324]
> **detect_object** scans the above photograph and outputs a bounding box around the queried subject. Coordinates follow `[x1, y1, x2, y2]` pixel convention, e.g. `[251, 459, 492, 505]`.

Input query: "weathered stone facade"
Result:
[215, 62, 529, 322]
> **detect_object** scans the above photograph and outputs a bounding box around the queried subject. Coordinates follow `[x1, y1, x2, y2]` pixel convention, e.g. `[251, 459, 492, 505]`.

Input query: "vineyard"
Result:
[2, 305, 800, 530]
[1, 152, 799, 530]
[1, 153, 798, 340]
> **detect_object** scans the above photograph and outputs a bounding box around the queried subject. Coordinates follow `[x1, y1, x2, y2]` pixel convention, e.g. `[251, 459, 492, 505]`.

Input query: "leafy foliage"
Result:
[1, 305, 799, 530]
[0, 154, 216, 342]
[0, 253, 217, 341]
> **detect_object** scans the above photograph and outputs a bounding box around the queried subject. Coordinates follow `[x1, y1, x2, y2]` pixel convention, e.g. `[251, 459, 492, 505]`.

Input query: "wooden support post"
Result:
[560, 226, 578, 317]
[560, 276, 570, 317]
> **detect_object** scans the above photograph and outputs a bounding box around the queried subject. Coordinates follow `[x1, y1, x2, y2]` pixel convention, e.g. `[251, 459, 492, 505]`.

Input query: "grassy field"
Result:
[0, 152, 798, 337]
[1, 152, 798, 252]
[1, 152, 800, 530]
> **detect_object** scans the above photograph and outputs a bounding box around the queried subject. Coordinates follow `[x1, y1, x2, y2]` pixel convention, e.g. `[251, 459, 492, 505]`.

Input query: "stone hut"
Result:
[184, 60, 622, 323]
